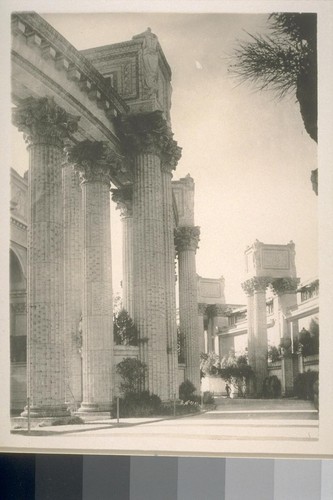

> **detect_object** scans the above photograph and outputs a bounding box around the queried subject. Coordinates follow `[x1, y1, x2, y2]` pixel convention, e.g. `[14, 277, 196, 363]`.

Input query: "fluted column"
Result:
[241, 282, 256, 395]
[271, 278, 299, 396]
[119, 111, 181, 400]
[111, 187, 134, 316]
[12, 97, 79, 418]
[161, 162, 181, 399]
[198, 303, 207, 354]
[68, 141, 121, 412]
[62, 162, 82, 406]
[175, 226, 201, 392]
[242, 277, 270, 396]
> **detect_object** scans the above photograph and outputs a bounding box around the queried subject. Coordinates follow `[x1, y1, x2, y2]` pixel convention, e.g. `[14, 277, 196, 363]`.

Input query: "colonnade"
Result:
[13, 97, 201, 418]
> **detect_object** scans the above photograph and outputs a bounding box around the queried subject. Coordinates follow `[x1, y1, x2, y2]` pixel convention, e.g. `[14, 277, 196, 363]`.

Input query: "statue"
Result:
[141, 28, 159, 97]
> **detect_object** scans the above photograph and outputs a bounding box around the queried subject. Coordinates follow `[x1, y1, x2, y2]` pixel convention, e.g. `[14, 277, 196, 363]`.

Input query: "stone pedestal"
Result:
[62, 162, 82, 407]
[12, 97, 79, 418]
[68, 140, 117, 412]
[175, 226, 201, 392]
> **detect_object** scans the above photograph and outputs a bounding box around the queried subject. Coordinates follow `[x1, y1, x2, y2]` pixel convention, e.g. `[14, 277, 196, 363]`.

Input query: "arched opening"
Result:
[10, 249, 27, 413]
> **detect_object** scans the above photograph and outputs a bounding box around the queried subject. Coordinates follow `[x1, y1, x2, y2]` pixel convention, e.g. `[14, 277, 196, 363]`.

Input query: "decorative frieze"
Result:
[174, 226, 200, 253]
[66, 140, 123, 185]
[12, 97, 79, 146]
[241, 276, 271, 295]
[271, 277, 300, 295]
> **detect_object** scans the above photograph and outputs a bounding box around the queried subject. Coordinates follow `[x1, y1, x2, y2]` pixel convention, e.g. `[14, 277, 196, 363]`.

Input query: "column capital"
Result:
[241, 276, 271, 295]
[12, 97, 79, 146]
[66, 140, 123, 185]
[175, 226, 200, 253]
[118, 111, 182, 166]
[271, 277, 300, 295]
[111, 186, 133, 217]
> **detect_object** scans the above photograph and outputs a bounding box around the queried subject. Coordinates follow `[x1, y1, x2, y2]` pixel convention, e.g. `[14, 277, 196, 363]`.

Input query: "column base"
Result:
[77, 402, 112, 413]
[20, 404, 70, 418]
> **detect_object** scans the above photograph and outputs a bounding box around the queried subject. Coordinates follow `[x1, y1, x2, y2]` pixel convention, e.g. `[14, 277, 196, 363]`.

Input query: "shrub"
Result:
[111, 391, 162, 418]
[262, 375, 281, 398]
[116, 358, 147, 394]
[294, 370, 319, 400]
[202, 391, 215, 405]
[179, 380, 196, 402]
[158, 401, 200, 416]
[51, 416, 84, 426]
[296, 320, 319, 356]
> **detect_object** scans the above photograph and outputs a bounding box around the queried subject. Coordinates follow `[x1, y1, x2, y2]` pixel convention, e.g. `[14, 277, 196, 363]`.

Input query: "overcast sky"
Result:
[11, 13, 318, 303]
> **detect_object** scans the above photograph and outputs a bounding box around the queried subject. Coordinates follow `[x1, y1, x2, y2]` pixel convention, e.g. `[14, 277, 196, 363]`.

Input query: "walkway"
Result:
[11, 398, 318, 455]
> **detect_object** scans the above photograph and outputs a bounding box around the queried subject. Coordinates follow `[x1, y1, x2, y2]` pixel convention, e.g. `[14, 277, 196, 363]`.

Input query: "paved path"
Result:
[11, 399, 319, 454]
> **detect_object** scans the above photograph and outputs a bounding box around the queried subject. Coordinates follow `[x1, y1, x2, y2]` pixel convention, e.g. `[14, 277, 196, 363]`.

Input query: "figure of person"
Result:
[225, 382, 231, 398]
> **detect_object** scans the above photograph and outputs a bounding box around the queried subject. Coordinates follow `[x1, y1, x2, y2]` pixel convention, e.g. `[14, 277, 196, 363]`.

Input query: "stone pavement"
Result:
[11, 399, 318, 455]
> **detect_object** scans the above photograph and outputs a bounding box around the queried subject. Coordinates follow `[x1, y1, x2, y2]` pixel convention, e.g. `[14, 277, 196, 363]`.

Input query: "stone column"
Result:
[119, 111, 180, 401]
[68, 140, 120, 413]
[62, 161, 82, 407]
[198, 303, 207, 354]
[272, 278, 299, 396]
[241, 282, 256, 395]
[175, 226, 201, 392]
[242, 277, 270, 396]
[161, 160, 181, 400]
[111, 187, 134, 316]
[12, 97, 79, 418]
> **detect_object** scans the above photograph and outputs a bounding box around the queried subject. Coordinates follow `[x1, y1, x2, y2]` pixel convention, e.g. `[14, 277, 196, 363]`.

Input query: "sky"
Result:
[11, 13, 318, 303]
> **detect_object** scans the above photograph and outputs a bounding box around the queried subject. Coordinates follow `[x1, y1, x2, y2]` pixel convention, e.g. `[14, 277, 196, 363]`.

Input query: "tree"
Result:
[113, 308, 138, 346]
[230, 13, 317, 193]
[220, 350, 253, 396]
[200, 351, 221, 376]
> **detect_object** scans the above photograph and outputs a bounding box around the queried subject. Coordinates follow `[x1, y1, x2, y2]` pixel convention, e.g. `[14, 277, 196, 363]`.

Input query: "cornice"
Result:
[11, 51, 122, 150]
[12, 13, 129, 115]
